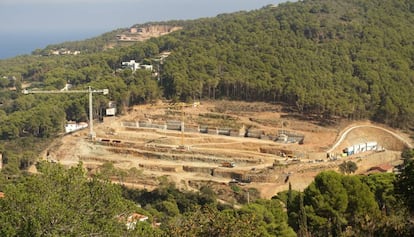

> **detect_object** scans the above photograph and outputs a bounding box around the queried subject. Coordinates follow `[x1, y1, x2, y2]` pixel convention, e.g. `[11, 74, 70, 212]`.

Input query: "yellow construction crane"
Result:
[22, 86, 109, 139]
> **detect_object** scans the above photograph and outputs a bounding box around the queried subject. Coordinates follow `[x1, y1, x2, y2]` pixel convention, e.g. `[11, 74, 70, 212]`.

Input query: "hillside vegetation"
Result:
[159, 0, 414, 127]
[1, 1, 413, 133]
[1, 157, 414, 236]
[0, 0, 412, 177]
[27, 1, 414, 125]
[1, 0, 414, 235]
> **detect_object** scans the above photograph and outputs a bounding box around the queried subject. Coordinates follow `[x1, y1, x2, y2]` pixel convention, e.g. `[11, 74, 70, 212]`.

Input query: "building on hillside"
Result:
[366, 164, 394, 174]
[343, 141, 379, 156]
[106, 101, 117, 116]
[140, 64, 153, 71]
[50, 48, 81, 56]
[122, 60, 141, 72]
[121, 60, 153, 72]
[117, 213, 149, 230]
[65, 121, 88, 133]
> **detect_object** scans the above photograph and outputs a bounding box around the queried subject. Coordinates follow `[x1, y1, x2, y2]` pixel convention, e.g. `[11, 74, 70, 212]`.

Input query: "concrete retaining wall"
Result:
[183, 165, 214, 175]
[138, 163, 181, 172]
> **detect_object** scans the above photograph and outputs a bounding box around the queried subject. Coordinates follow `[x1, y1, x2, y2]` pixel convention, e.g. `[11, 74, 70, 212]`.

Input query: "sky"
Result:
[0, 0, 290, 58]
[0, 0, 289, 35]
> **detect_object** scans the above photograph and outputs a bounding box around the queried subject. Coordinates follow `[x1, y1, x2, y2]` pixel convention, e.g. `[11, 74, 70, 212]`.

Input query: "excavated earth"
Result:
[43, 101, 412, 200]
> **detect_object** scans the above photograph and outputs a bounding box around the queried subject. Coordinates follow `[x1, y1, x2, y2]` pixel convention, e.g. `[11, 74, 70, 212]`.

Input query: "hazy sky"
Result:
[0, 0, 288, 33]
[0, 0, 291, 58]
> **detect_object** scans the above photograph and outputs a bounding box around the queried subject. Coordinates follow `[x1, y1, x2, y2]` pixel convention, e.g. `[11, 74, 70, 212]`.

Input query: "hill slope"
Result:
[157, 0, 414, 127]
[33, 0, 411, 128]
[0, 0, 413, 173]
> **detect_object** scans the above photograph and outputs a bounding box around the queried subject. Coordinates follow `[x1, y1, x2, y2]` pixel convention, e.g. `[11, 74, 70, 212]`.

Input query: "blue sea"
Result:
[0, 30, 105, 60]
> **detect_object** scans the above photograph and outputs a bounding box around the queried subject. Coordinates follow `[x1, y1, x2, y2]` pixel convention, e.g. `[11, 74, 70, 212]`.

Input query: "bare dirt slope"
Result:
[45, 101, 412, 200]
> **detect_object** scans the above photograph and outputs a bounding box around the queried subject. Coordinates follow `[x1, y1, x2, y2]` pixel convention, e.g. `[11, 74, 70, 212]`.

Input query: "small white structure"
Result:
[60, 83, 73, 91]
[344, 141, 378, 156]
[65, 121, 88, 133]
[121, 60, 153, 72]
[106, 101, 117, 116]
[140, 64, 153, 71]
[106, 108, 116, 116]
[125, 213, 149, 230]
[366, 141, 378, 151]
[277, 133, 288, 142]
[122, 60, 141, 72]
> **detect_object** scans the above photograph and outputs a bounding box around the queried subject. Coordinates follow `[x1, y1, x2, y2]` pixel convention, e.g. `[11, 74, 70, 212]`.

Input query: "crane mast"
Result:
[23, 86, 109, 139]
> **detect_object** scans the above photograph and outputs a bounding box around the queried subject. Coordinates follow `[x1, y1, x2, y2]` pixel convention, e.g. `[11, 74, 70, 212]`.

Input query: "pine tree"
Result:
[298, 193, 309, 237]
[287, 182, 293, 211]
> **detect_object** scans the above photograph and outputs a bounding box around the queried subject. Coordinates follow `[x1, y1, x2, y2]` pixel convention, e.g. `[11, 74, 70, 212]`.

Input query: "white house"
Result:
[122, 60, 141, 72]
[140, 64, 153, 71]
[121, 60, 153, 72]
[65, 121, 88, 133]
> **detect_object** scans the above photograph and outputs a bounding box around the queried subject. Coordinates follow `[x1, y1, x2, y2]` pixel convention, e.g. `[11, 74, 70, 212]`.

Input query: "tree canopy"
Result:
[0, 159, 413, 236]
[0, 0, 414, 235]
[0, 162, 141, 236]
[0, 0, 413, 139]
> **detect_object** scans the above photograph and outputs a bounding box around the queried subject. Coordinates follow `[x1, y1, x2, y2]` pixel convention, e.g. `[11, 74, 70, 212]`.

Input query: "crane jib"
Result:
[22, 87, 109, 140]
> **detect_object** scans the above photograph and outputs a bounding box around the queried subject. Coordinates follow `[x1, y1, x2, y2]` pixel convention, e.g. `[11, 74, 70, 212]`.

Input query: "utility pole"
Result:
[23, 86, 109, 140]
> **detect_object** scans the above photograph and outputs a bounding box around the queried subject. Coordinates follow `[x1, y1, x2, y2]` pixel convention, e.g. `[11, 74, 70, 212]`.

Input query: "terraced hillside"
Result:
[41, 101, 411, 200]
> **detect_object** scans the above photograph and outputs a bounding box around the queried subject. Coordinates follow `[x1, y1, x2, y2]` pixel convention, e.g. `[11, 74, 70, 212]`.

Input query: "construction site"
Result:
[43, 100, 412, 201]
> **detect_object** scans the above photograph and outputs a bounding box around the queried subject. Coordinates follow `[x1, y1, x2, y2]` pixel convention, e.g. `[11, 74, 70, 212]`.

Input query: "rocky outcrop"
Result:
[116, 25, 182, 42]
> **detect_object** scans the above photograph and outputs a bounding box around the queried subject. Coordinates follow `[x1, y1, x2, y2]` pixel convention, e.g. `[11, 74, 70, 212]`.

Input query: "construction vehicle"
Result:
[221, 162, 236, 168]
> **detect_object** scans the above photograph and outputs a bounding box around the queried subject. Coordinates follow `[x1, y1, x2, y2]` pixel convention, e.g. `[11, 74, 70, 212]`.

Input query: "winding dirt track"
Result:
[43, 101, 414, 201]
[326, 124, 413, 153]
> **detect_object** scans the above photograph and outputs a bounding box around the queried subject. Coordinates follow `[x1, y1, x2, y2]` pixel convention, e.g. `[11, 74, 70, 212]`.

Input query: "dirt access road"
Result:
[46, 101, 413, 199]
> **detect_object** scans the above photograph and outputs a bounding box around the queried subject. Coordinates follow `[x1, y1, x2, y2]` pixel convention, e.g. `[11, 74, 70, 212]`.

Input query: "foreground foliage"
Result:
[0, 162, 149, 236]
[0, 0, 414, 234]
[0, 0, 413, 151]
[1, 157, 414, 236]
[0, 162, 296, 236]
[282, 166, 414, 237]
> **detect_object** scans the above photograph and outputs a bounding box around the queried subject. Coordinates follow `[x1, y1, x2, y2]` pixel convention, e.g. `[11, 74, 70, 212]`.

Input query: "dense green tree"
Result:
[362, 173, 414, 236]
[362, 173, 397, 214]
[395, 160, 414, 214]
[165, 201, 295, 237]
[297, 193, 309, 237]
[401, 148, 414, 162]
[0, 0, 413, 146]
[338, 161, 358, 174]
[304, 171, 348, 236]
[239, 199, 296, 237]
[0, 162, 142, 236]
[0, 1, 414, 234]
[341, 175, 380, 235]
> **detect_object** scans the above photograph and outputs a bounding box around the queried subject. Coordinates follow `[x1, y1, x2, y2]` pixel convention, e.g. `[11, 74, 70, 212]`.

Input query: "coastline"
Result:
[0, 30, 104, 60]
